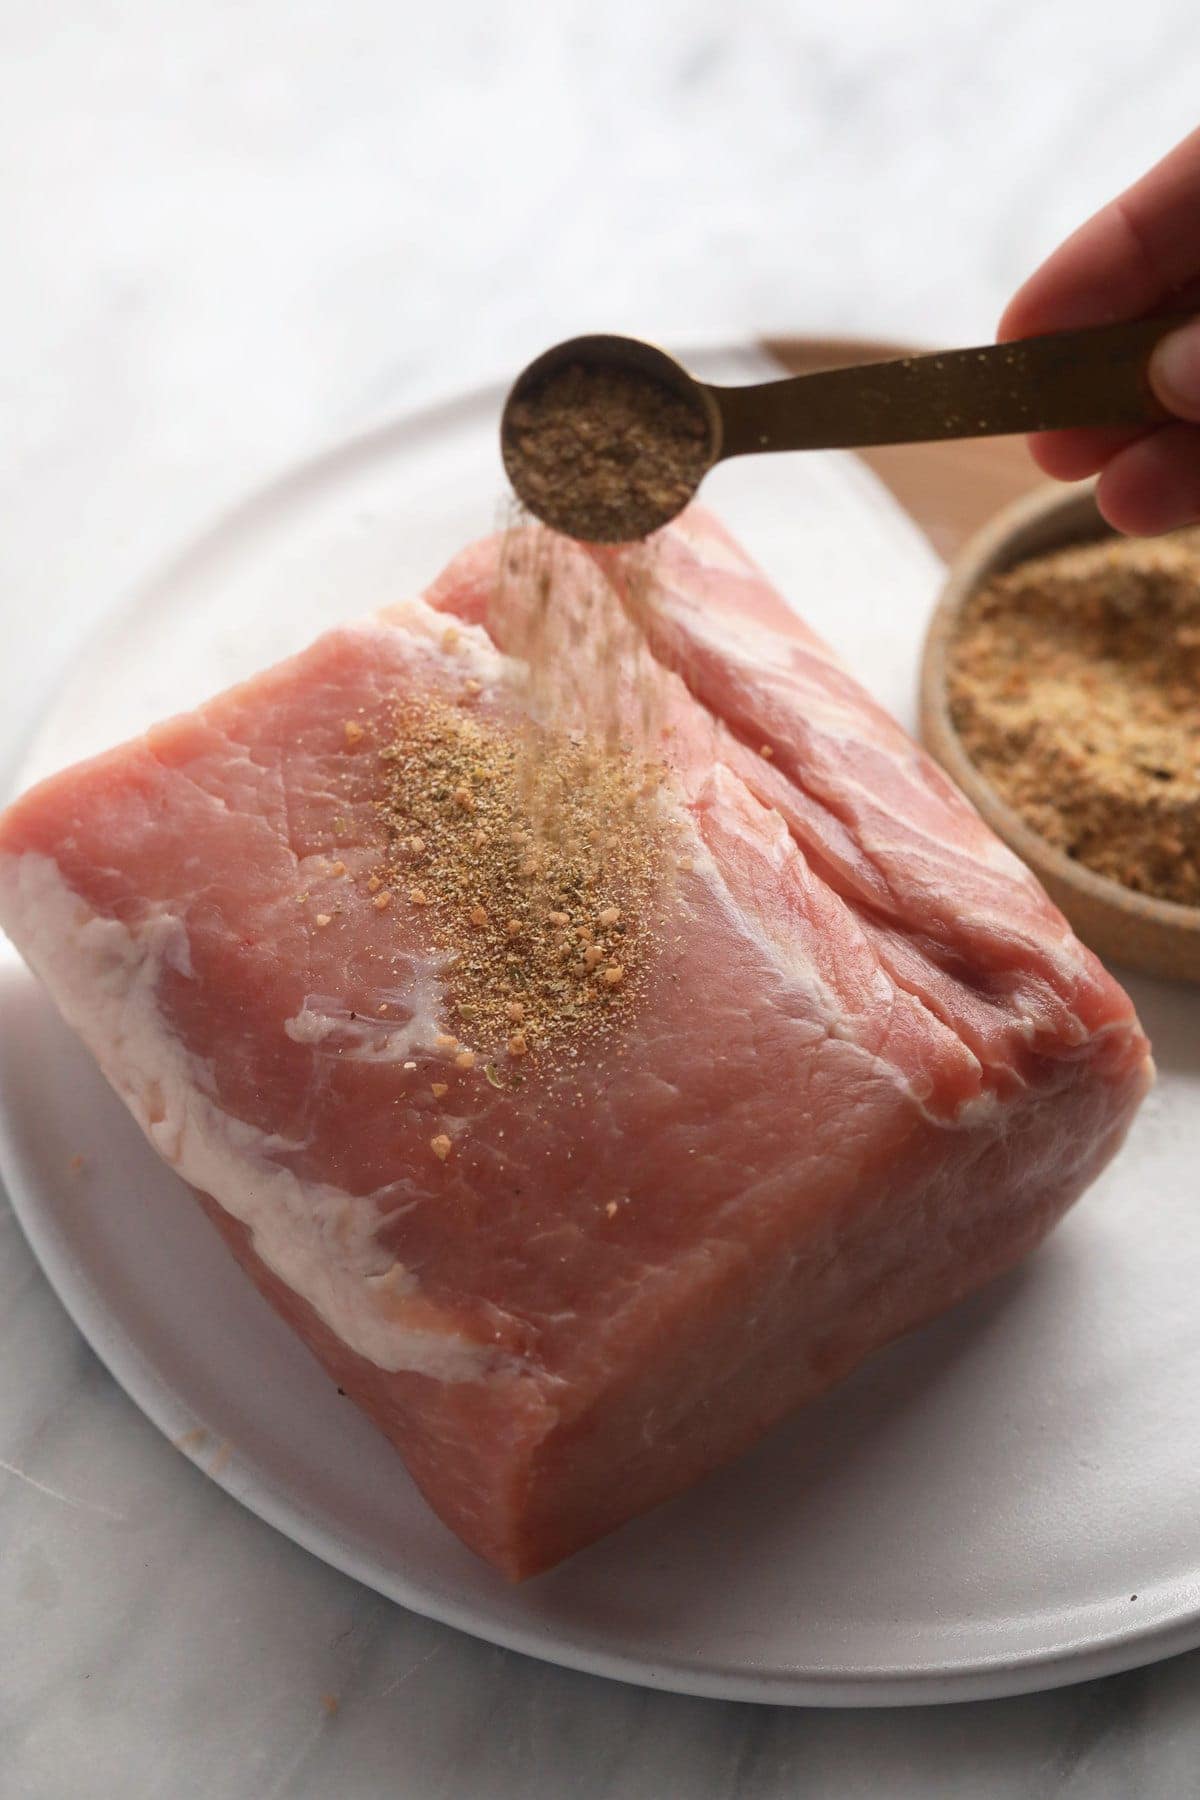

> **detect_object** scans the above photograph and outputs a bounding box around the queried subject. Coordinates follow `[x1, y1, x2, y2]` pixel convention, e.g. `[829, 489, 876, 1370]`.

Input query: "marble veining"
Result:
[4, 1, 1200, 1793]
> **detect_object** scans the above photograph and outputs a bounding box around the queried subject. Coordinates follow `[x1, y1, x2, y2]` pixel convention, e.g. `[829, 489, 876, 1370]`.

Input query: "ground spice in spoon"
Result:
[947, 529, 1200, 907]
[502, 362, 712, 543]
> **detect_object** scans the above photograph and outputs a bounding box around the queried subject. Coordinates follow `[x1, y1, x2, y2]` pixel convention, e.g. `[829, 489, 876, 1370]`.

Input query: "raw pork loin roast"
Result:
[0, 509, 1150, 1578]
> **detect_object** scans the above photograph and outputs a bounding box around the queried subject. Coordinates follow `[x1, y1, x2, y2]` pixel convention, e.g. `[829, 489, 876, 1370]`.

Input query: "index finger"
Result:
[999, 124, 1200, 340]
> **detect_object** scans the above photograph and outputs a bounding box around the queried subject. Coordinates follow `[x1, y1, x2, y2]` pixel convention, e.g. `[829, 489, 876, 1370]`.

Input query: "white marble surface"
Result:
[2, 3, 1199, 1794]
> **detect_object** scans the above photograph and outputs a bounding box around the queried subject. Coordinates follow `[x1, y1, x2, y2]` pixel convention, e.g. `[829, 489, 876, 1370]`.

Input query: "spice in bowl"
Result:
[501, 361, 713, 544]
[946, 529, 1200, 907]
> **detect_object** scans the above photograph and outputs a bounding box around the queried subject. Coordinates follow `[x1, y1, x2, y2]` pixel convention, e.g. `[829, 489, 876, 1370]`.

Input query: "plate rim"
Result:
[3, 345, 1199, 1707]
[7, 1086, 1200, 1709]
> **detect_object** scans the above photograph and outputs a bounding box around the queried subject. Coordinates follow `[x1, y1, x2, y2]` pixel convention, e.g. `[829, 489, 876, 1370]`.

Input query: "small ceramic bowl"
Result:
[919, 481, 1200, 985]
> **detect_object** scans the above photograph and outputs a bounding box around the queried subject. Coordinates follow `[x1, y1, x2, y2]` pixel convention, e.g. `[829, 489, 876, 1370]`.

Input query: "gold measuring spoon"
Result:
[501, 318, 1187, 543]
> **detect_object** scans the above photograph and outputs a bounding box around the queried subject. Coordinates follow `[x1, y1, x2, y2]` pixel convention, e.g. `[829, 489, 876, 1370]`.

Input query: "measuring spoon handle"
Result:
[713, 314, 1190, 457]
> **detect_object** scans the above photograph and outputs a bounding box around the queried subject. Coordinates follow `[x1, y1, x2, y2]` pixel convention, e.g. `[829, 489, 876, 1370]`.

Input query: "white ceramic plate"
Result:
[3, 349, 1199, 1708]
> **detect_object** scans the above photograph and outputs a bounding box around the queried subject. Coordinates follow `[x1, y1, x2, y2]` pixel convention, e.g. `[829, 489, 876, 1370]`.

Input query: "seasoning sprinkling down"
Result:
[947, 529, 1200, 907]
[502, 361, 713, 544]
[374, 701, 668, 1056]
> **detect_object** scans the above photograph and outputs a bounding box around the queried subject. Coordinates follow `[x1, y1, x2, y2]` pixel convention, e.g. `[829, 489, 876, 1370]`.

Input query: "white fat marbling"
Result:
[3, 2, 1200, 1795]
[0, 853, 492, 1382]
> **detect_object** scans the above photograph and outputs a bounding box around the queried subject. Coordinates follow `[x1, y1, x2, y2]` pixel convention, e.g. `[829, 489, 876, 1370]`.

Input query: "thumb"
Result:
[1148, 316, 1200, 422]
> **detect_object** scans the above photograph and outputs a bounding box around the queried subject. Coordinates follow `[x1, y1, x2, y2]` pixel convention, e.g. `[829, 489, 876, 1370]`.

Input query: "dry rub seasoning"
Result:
[373, 700, 669, 1062]
[503, 362, 711, 543]
[947, 529, 1200, 907]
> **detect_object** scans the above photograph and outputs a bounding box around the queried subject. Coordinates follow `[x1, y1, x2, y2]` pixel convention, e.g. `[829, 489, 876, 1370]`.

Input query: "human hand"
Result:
[999, 126, 1200, 535]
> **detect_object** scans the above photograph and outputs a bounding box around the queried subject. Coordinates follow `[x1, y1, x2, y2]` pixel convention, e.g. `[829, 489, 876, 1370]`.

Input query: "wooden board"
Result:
[760, 336, 1043, 562]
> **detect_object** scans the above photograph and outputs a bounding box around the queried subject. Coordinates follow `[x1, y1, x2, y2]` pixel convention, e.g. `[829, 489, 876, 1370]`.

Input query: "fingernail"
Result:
[1149, 319, 1200, 420]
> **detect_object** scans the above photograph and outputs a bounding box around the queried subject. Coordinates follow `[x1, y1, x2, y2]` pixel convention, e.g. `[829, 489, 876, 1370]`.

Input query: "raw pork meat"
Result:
[0, 509, 1151, 1578]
